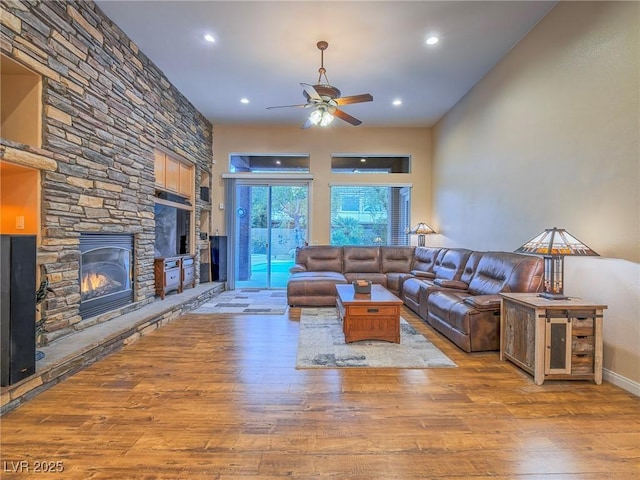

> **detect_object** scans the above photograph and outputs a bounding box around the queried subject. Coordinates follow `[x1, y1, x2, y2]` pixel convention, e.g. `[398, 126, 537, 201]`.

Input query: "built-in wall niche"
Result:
[0, 54, 42, 147]
[154, 149, 195, 258]
[0, 161, 40, 236]
[154, 202, 191, 258]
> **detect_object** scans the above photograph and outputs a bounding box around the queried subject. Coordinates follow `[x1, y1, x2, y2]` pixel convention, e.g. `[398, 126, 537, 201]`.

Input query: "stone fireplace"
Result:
[79, 233, 134, 319]
[1, 1, 213, 344]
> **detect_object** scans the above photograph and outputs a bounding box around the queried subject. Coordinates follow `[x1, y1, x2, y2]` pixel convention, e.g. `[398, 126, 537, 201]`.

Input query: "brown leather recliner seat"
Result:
[287, 246, 346, 306]
[381, 246, 416, 296]
[426, 252, 544, 352]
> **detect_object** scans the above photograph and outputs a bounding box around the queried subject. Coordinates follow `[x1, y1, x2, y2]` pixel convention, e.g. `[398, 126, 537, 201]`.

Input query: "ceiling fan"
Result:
[267, 41, 373, 128]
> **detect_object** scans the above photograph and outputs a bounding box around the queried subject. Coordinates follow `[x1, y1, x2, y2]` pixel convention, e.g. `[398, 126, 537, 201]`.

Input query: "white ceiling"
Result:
[95, 1, 556, 128]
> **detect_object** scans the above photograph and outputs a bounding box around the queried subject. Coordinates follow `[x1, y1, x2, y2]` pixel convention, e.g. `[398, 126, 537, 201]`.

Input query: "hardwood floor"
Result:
[1, 307, 638, 479]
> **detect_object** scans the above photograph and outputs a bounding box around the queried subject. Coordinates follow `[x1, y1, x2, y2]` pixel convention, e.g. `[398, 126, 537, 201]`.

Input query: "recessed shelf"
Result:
[1, 54, 42, 148]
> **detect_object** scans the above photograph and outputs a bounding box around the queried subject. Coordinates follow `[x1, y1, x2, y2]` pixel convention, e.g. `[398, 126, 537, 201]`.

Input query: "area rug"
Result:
[296, 308, 457, 369]
[192, 289, 288, 314]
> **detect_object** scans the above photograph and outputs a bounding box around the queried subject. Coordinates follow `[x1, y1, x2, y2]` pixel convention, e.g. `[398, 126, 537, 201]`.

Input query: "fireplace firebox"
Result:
[79, 234, 134, 319]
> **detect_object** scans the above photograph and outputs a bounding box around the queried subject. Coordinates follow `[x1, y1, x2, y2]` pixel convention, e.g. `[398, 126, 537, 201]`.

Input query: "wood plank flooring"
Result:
[1, 307, 638, 479]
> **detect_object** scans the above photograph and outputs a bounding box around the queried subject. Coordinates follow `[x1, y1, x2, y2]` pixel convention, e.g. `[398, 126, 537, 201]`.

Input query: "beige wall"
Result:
[211, 125, 431, 244]
[432, 2, 639, 389]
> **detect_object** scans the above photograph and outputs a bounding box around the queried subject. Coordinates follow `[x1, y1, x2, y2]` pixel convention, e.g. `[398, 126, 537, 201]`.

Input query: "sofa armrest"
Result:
[411, 270, 435, 279]
[463, 294, 502, 311]
[433, 279, 468, 290]
[289, 264, 307, 273]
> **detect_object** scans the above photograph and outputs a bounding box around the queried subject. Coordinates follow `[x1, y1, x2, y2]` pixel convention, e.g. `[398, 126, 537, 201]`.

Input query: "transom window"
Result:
[331, 154, 411, 174]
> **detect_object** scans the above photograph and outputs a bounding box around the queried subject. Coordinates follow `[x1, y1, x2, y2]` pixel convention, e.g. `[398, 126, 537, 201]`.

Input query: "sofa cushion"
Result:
[411, 247, 444, 274]
[435, 248, 472, 281]
[381, 246, 415, 273]
[295, 245, 343, 272]
[467, 252, 544, 296]
[461, 251, 484, 284]
[287, 271, 348, 296]
[343, 246, 381, 273]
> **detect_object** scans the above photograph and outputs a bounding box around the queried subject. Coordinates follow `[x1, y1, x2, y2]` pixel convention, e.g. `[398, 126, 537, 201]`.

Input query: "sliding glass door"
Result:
[233, 182, 308, 288]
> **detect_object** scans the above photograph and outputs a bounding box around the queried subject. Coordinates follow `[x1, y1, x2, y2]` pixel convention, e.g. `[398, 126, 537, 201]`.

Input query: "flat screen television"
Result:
[154, 203, 191, 257]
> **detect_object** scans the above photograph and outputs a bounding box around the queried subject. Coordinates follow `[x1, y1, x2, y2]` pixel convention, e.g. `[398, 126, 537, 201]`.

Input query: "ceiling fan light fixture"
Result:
[267, 41, 372, 127]
[309, 106, 334, 127]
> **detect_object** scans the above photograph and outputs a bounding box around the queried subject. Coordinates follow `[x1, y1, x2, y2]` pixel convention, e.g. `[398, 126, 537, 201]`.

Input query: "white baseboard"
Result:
[603, 368, 640, 396]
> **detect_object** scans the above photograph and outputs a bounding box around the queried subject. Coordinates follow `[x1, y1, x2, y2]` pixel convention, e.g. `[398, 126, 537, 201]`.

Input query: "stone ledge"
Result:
[0, 282, 225, 415]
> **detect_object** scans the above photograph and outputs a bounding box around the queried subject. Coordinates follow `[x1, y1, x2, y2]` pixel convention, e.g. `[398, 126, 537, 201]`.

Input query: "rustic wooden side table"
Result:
[500, 292, 606, 385]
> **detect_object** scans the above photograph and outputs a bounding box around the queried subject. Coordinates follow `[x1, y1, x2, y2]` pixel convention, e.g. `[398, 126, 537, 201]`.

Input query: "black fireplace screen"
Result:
[79, 234, 133, 319]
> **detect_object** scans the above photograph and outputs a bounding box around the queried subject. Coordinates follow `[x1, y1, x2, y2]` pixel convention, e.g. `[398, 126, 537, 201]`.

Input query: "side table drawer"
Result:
[572, 335, 594, 353]
[571, 316, 594, 336]
[571, 353, 594, 374]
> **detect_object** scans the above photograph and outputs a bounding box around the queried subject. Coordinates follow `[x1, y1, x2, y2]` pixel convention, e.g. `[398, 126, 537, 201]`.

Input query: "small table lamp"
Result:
[515, 227, 599, 299]
[408, 222, 436, 247]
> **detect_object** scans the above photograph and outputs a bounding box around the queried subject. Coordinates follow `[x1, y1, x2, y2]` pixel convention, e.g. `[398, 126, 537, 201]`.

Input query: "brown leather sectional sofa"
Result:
[287, 245, 544, 352]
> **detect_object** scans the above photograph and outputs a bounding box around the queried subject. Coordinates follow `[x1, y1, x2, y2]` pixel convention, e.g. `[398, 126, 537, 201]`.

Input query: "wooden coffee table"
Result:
[335, 284, 403, 343]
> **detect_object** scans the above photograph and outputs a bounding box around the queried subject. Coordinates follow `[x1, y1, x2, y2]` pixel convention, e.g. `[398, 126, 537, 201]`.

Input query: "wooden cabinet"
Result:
[154, 256, 182, 300]
[154, 150, 193, 199]
[178, 163, 192, 198]
[154, 151, 165, 187]
[500, 293, 606, 385]
[154, 255, 195, 299]
[181, 255, 195, 290]
[165, 156, 180, 192]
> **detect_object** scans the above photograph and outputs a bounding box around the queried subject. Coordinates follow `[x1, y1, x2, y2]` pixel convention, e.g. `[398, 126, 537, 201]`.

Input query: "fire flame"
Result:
[82, 272, 111, 293]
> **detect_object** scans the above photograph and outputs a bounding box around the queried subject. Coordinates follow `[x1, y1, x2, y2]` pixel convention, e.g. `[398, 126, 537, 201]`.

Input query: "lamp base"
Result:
[538, 292, 570, 300]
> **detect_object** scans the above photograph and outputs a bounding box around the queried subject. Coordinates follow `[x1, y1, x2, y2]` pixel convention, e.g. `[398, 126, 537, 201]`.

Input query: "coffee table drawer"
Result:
[347, 305, 399, 316]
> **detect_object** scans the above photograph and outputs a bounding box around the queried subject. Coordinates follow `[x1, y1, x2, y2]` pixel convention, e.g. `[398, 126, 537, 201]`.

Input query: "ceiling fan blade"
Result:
[335, 93, 373, 105]
[301, 83, 323, 102]
[333, 108, 362, 126]
[301, 117, 313, 129]
[266, 103, 308, 109]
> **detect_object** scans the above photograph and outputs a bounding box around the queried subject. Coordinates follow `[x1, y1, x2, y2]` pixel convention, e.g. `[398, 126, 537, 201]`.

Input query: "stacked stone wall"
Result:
[0, 0, 213, 341]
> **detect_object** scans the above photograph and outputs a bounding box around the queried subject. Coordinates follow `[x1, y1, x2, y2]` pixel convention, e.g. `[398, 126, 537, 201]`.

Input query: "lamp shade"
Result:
[408, 222, 436, 236]
[514, 227, 598, 257]
[408, 222, 435, 247]
[515, 227, 598, 300]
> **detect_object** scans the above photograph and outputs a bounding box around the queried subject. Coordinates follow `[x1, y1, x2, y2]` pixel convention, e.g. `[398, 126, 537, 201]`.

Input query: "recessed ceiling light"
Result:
[360, 158, 367, 163]
[204, 34, 215, 43]
[426, 36, 440, 46]
[240, 98, 250, 104]
[392, 99, 402, 106]
[275, 159, 281, 165]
